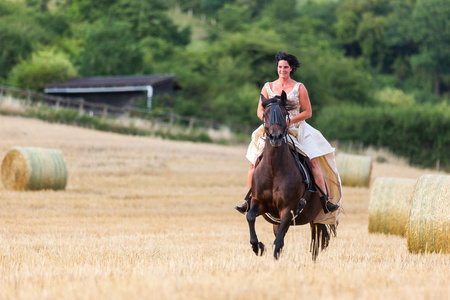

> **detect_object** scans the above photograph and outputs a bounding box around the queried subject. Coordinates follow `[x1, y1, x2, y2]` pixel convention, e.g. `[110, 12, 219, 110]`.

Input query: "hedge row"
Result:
[313, 103, 450, 170]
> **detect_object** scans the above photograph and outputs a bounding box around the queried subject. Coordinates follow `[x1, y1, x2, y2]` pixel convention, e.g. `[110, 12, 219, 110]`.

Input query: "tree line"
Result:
[0, 0, 449, 169]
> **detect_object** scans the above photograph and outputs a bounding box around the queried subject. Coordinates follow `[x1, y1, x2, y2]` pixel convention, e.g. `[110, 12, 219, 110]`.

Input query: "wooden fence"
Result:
[0, 85, 252, 134]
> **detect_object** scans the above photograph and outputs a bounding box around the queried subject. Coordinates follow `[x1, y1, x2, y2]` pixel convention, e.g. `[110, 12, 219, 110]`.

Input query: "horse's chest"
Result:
[258, 183, 292, 202]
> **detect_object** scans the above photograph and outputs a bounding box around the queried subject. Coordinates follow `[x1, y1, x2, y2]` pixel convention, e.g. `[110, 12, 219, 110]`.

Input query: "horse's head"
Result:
[261, 91, 290, 148]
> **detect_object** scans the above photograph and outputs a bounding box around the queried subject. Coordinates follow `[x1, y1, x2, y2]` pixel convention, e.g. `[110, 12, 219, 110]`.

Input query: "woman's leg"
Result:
[310, 158, 339, 213]
[247, 163, 255, 190]
[310, 158, 326, 196]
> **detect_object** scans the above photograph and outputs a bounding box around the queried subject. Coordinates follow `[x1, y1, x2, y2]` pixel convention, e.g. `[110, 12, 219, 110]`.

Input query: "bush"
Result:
[7, 50, 77, 91]
[314, 102, 450, 170]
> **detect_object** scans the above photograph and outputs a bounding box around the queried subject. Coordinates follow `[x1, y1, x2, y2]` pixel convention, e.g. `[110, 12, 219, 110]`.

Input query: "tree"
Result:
[334, 10, 362, 57]
[7, 50, 77, 91]
[383, 1, 419, 80]
[217, 4, 252, 32]
[356, 12, 386, 69]
[410, 0, 450, 95]
[64, 0, 190, 46]
[108, 0, 190, 45]
[0, 1, 53, 79]
[0, 20, 34, 79]
[77, 21, 142, 76]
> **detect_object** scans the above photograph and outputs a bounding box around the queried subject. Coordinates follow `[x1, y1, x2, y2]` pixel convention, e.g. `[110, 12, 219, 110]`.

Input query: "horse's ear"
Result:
[261, 94, 269, 108]
[280, 90, 287, 104]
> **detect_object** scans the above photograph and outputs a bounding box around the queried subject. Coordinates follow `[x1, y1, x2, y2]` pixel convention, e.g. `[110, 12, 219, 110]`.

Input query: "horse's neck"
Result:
[264, 140, 290, 170]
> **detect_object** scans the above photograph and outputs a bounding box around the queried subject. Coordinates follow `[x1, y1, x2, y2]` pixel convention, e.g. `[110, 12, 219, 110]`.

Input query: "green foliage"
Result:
[409, 0, 450, 94]
[374, 87, 415, 105]
[25, 0, 50, 12]
[1, 0, 449, 167]
[314, 103, 450, 170]
[7, 50, 77, 91]
[0, 20, 34, 79]
[168, 29, 285, 124]
[217, 4, 252, 32]
[77, 21, 142, 76]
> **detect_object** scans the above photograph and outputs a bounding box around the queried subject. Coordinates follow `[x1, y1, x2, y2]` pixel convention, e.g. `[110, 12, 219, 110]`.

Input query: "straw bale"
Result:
[336, 153, 372, 187]
[368, 177, 416, 236]
[407, 174, 450, 254]
[1, 147, 67, 191]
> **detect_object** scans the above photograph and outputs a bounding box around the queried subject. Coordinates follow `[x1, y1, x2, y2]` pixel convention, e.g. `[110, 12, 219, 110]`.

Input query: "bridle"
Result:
[262, 102, 290, 140]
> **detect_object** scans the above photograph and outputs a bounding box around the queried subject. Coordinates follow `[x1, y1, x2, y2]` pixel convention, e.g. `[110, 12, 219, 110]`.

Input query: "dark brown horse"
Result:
[246, 91, 335, 260]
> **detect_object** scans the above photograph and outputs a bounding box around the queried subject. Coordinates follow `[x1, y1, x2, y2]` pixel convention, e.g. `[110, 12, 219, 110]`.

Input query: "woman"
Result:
[235, 51, 342, 223]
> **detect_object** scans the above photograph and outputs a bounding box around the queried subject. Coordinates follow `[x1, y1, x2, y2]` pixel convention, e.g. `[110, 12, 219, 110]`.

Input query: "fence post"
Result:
[436, 159, 440, 171]
[55, 98, 60, 110]
[27, 90, 31, 106]
[102, 105, 108, 119]
[78, 100, 84, 116]
[334, 140, 339, 151]
[168, 113, 175, 132]
[0, 86, 3, 103]
[348, 141, 353, 153]
[187, 117, 195, 133]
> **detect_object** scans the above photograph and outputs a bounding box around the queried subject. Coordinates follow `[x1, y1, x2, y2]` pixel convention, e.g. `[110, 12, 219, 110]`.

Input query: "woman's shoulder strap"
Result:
[264, 82, 275, 97]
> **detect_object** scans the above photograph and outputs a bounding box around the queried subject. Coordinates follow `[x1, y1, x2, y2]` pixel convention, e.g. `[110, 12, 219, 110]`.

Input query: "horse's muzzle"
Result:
[269, 138, 283, 148]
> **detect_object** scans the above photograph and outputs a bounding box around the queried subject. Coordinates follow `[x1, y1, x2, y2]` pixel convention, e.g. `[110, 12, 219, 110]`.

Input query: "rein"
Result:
[262, 102, 290, 138]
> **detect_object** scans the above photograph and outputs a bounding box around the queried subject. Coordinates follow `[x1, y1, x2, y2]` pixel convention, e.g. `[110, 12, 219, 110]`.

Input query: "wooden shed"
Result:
[44, 75, 178, 109]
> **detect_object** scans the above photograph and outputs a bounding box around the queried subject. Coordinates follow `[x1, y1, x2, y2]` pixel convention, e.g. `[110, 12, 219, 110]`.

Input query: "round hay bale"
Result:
[1, 147, 67, 191]
[336, 153, 372, 187]
[368, 177, 417, 236]
[407, 174, 450, 254]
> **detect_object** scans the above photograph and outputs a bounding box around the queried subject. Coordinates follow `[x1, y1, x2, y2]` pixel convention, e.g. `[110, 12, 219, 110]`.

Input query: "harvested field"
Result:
[0, 115, 449, 300]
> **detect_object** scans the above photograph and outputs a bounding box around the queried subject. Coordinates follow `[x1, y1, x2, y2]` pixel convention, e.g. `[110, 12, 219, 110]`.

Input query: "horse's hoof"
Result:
[274, 248, 282, 260]
[258, 242, 265, 256]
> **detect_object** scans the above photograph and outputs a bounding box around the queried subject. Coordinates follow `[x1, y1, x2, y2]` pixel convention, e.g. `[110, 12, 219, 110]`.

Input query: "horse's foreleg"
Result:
[273, 224, 280, 237]
[246, 202, 265, 256]
[273, 210, 292, 259]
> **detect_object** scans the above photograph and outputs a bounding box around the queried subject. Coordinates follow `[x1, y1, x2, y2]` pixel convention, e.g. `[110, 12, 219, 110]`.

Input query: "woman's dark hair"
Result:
[275, 51, 300, 74]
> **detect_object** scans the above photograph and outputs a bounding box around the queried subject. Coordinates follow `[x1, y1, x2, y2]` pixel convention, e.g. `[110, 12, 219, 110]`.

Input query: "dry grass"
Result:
[0, 115, 449, 300]
[0, 96, 27, 114]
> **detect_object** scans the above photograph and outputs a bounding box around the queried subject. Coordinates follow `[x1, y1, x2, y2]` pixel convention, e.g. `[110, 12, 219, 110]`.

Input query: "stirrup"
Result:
[234, 201, 249, 215]
[320, 195, 339, 214]
[235, 188, 252, 215]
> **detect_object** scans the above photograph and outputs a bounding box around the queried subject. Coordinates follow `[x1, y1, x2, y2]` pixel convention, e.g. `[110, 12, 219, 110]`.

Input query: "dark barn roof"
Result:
[45, 74, 176, 91]
[44, 75, 178, 108]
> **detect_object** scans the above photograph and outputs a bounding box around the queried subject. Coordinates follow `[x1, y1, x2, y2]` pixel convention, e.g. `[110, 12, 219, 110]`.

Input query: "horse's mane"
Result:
[261, 95, 296, 114]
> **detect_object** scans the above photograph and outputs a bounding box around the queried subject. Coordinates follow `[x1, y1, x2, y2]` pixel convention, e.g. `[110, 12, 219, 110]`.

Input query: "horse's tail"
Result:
[310, 222, 337, 261]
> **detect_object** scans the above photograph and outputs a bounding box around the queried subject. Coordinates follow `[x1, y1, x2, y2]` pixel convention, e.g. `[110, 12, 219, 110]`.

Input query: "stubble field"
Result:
[0, 115, 449, 300]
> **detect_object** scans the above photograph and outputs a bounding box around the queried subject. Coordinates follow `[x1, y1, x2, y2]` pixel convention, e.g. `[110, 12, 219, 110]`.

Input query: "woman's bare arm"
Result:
[257, 86, 268, 121]
[289, 84, 312, 125]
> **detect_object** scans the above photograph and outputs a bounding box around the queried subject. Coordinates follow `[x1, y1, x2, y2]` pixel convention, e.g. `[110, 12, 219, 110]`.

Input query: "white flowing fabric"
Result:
[246, 82, 342, 225]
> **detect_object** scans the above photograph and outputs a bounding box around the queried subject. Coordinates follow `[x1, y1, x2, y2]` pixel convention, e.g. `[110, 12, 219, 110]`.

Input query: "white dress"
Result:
[246, 82, 342, 225]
